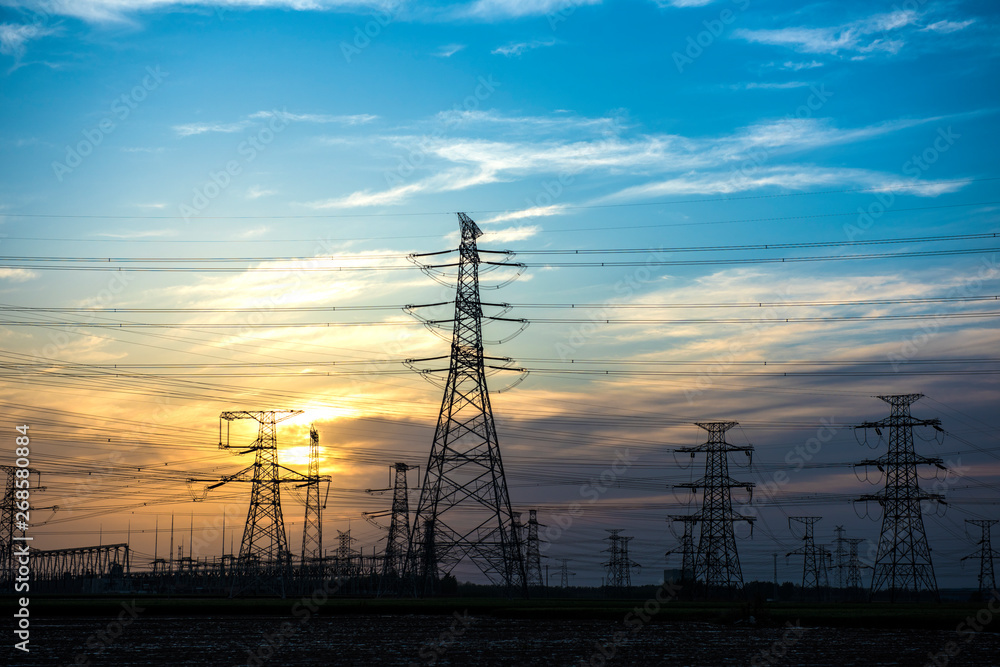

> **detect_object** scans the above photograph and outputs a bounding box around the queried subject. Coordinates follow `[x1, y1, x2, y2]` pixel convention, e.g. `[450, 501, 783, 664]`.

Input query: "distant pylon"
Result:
[383, 463, 413, 578]
[855, 394, 944, 601]
[219, 410, 302, 565]
[787, 517, 823, 595]
[337, 529, 357, 575]
[666, 515, 697, 583]
[962, 519, 999, 600]
[558, 559, 574, 587]
[300, 426, 323, 565]
[525, 510, 545, 587]
[603, 529, 638, 590]
[407, 213, 526, 595]
[844, 538, 868, 594]
[833, 525, 846, 589]
[674, 422, 754, 593]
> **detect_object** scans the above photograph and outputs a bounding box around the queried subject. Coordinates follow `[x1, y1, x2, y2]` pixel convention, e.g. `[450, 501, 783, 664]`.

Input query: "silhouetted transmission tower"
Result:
[603, 529, 638, 590]
[844, 538, 868, 592]
[407, 213, 526, 595]
[300, 425, 323, 566]
[383, 463, 413, 578]
[558, 559, 575, 587]
[525, 510, 545, 587]
[855, 394, 944, 601]
[962, 519, 999, 600]
[787, 517, 823, 596]
[666, 515, 697, 584]
[218, 410, 303, 565]
[674, 422, 754, 594]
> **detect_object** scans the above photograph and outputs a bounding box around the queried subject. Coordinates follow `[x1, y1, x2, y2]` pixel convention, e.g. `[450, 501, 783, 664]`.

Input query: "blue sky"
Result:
[1, 0, 999, 588]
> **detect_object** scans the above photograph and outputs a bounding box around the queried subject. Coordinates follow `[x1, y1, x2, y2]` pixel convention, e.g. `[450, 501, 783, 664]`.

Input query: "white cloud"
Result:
[779, 60, 824, 71]
[9, 1, 398, 24]
[463, 0, 600, 20]
[174, 110, 377, 136]
[0, 22, 58, 59]
[433, 43, 466, 57]
[652, 0, 714, 7]
[0, 268, 38, 281]
[922, 19, 975, 34]
[246, 185, 277, 200]
[479, 204, 568, 224]
[733, 10, 920, 56]
[303, 110, 969, 208]
[735, 81, 810, 90]
[491, 39, 556, 57]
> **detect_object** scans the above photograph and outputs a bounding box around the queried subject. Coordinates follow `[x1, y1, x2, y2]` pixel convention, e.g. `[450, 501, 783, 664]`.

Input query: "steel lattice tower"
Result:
[844, 538, 868, 592]
[667, 515, 697, 583]
[558, 559, 574, 587]
[219, 410, 302, 565]
[833, 525, 846, 589]
[383, 463, 413, 578]
[337, 529, 357, 575]
[525, 510, 545, 587]
[962, 519, 999, 599]
[674, 422, 754, 593]
[0, 467, 18, 585]
[300, 426, 323, 565]
[787, 517, 823, 593]
[856, 394, 943, 601]
[603, 529, 638, 590]
[408, 213, 526, 595]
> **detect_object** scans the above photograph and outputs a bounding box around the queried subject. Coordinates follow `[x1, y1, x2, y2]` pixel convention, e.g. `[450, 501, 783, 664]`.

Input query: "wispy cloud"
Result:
[479, 204, 568, 224]
[433, 43, 466, 57]
[0, 22, 58, 60]
[734, 81, 810, 90]
[491, 39, 556, 57]
[0, 268, 38, 282]
[174, 110, 377, 136]
[303, 110, 967, 208]
[463, 0, 600, 20]
[733, 10, 919, 56]
[734, 9, 976, 58]
[246, 185, 277, 200]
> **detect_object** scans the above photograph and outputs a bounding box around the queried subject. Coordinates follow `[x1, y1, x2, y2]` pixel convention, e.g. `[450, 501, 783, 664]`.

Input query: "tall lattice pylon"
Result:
[855, 394, 944, 601]
[407, 213, 526, 595]
[219, 410, 302, 565]
[674, 422, 754, 594]
[383, 463, 413, 578]
[525, 510, 545, 587]
[962, 519, 999, 600]
[787, 517, 823, 596]
[300, 426, 323, 566]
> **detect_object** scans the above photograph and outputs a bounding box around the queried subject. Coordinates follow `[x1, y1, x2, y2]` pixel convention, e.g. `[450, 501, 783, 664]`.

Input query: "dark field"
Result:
[9, 598, 1000, 666]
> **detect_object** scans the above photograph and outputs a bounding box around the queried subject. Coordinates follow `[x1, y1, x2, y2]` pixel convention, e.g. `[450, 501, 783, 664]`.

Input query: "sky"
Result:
[0, 0, 999, 589]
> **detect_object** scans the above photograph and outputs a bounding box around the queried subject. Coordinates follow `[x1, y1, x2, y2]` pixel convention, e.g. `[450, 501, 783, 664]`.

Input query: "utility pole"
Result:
[673, 422, 754, 594]
[855, 394, 944, 601]
[407, 213, 526, 596]
[962, 519, 999, 601]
